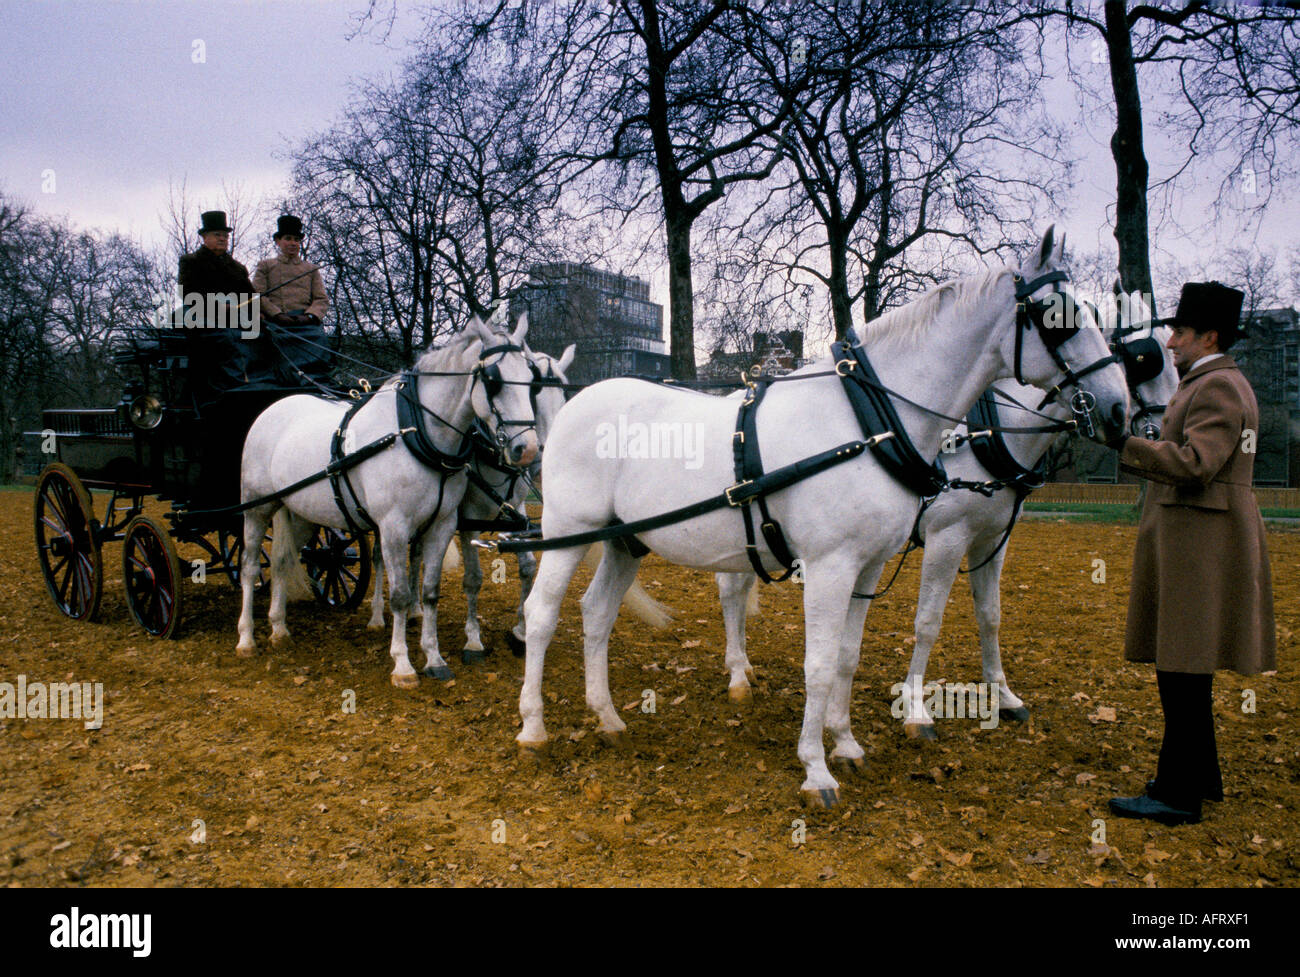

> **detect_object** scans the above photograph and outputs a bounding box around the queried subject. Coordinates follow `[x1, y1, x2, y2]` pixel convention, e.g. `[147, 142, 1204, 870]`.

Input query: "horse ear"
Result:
[510, 311, 529, 346]
[1037, 225, 1056, 269]
[463, 337, 485, 367]
[558, 343, 576, 372]
[1056, 231, 1067, 264]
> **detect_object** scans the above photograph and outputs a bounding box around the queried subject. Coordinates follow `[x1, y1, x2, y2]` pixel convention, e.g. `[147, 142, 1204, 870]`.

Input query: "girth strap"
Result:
[330, 395, 379, 533]
[831, 330, 949, 497]
[966, 391, 1048, 495]
[733, 378, 799, 583]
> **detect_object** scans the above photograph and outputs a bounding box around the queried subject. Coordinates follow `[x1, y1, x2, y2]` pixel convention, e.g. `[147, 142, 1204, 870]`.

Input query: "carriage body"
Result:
[31, 330, 370, 638]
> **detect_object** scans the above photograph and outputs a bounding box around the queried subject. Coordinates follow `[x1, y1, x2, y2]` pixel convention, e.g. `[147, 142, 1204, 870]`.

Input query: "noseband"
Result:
[1012, 270, 1122, 438]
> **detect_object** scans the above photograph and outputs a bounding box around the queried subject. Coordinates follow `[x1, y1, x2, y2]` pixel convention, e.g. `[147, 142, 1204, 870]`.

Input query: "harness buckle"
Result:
[865, 430, 896, 447]
[725, 480, 754, 507]
[733, 430, 745, 444]
[359, 377, 372, 393]
[835, 358, 855, 377]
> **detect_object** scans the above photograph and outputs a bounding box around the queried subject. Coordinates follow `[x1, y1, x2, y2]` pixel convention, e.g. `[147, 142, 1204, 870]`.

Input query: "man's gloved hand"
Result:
[299, 313, 321, 326]
[269, 312, 296, 327]
[1106, 433, 1129, 453]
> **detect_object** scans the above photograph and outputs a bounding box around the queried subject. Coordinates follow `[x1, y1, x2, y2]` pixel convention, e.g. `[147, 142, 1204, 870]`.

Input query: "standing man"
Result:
[177, 210, 265, 394]
[252, 215, 331, 385]
[1107, 281, 1276, 826]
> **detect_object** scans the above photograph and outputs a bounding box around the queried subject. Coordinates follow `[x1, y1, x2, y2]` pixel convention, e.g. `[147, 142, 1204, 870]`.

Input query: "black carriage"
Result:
[32, 326, 372, 638]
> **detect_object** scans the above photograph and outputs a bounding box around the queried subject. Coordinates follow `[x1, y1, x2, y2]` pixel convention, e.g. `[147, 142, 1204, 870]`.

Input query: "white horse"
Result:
[715, 289, 1181, 737]
[366, 343, 676, 658]
[236, 315, 539, 687]
[516, 227, 1131, 807]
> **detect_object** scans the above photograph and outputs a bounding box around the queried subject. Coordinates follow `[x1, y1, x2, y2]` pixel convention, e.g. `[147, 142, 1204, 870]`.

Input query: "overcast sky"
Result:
[1, 0, 1295, 309]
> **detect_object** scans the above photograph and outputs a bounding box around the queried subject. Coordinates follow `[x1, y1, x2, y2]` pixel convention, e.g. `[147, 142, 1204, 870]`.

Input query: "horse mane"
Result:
[407, 326, 513, 378]
[858, 267, 1009, 353]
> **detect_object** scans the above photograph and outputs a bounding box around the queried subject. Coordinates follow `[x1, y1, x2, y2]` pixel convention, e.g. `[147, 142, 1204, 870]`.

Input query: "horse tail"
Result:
[579, 544, 676, 629]
[272, 509, 315, 602]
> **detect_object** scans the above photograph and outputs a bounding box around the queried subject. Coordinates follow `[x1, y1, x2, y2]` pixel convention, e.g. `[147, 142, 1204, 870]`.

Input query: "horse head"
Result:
[1099, 284, 1177, 440]
[464, 312, 539, 468]
[1005, 225, 1131, 445]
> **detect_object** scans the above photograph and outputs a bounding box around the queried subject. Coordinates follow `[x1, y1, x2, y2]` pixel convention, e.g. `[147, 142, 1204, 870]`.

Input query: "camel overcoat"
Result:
[1118, 356, 1276, 675]
[252, 254, 329, 319]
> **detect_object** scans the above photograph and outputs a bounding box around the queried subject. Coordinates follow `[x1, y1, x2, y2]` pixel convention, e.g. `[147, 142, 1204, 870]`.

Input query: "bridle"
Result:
[1107, 319, 1168, 440]
[474, 342, 540, 455]
[1011, 270, 1123, 439]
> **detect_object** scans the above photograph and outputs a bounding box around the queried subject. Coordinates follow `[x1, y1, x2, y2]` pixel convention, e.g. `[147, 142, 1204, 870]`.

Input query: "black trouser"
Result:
[1149, 670, 1222, 814]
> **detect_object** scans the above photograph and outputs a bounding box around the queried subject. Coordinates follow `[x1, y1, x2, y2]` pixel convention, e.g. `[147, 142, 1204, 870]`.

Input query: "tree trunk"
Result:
[665, 213, 697, 380]
[827, 226, 853, 340]
[1104, 0, 1158, 319]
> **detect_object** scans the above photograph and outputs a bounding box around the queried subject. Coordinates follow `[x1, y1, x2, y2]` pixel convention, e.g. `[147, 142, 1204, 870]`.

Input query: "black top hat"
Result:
[274, 215, 304, 239]
[1161, 281, 1244, 348]
[198, 210, 232, 234]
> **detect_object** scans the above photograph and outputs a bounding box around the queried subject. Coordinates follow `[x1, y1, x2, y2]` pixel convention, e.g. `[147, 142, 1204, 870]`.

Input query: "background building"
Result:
[512, 263, 669, 385]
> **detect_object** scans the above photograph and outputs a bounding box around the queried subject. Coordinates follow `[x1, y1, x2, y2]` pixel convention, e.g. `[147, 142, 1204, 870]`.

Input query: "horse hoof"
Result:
[831, 755, 868, 776]
[235, 644, 256, 659]
[904, 723, 939, 742]
[366, 619, 385, 631]
[517, 739, 548, 758]
[390, 672, 419, 690]
[800, 787, 841, 810]
[504, 630, 526, 658]
[422, 664, 455, 681]
[270, 632, 292, 650]
[598, 729, 627, 749]
[999, 706, 1030, 722]
[727, 684, 752, 705]
[461, 649, 487, 666]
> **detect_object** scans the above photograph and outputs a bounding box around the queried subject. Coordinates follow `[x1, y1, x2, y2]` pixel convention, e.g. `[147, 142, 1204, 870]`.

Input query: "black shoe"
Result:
[1146, 779, 1223, 803]
[1109, 793, 1201, 825]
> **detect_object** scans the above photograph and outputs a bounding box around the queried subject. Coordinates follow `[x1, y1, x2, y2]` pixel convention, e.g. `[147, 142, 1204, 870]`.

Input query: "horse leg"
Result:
[269, 512, 312, 649]
[902, 538, 965, 740]
[507, 548, 537, 656]
[969, 544, 1027, 722]
[367, 530, 386, 629]
[580, 543, 642, 743]
[236, 505, 274, 657]
[716, 572, 758, 703]
[797, 558, 860, 809]
[826, 561, 885, 774]
[518, 546, 587, 752]
[417, 519, 458, 678]
[379, 524, 418, 689]
[460, 530, 486, 659]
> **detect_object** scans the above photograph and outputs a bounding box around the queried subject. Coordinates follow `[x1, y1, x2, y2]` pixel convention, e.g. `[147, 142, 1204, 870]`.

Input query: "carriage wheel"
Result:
[34, 463, 103, 622]
[302, 527, 372, 609]
[122, 515, 183, 639]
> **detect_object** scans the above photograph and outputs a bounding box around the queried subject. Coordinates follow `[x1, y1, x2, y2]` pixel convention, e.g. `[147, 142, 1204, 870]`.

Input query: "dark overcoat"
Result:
[1118, 355, 1276, 675]
[178, 246, 255, 298]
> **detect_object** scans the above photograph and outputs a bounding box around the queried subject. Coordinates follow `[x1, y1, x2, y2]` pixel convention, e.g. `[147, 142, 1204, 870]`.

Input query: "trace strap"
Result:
[495, 440, 871, 555]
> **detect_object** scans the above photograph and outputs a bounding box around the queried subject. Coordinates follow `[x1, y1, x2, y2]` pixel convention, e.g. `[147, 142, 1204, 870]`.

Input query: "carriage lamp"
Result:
[128, 394, 164, 430]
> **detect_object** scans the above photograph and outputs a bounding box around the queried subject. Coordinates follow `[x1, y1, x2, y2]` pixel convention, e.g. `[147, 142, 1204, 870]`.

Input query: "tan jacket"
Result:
[252, 255, 329, 319]
[1119, 355, 1276, 675]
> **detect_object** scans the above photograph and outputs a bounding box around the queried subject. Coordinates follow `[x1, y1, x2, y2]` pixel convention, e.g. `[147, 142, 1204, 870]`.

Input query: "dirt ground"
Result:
[2, 486, 1297, 888]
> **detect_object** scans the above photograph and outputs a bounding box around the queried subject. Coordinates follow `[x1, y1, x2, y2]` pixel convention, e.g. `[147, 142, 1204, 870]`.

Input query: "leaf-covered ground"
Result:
[2, 488, 1296, 887]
